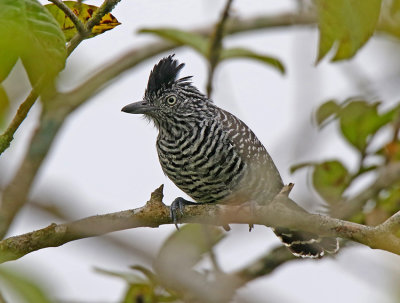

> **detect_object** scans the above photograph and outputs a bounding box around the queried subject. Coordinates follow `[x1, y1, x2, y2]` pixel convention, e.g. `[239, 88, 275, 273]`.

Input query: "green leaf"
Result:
[220, 48, 285, 74]
[339, 100, 384, 151]
[139, 28, 209, 55]
[0, 269, 52, 303]
[313, 160, 350, 205]
[315, 99, 340, 126]
[315, 0, 382, 62]
[0, 51, 18, 83]
[0, 85, 10, 129]
[156, 224, 224, 270]
[0, 0, 66, 87]
[44, 1, 120, 42]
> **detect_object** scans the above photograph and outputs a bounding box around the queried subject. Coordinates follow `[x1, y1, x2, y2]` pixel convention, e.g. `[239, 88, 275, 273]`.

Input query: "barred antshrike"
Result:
[122, 55, 338, 258]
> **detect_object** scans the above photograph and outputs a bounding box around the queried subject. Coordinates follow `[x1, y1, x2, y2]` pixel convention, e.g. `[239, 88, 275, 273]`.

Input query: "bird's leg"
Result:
[170, 197, 198, 229]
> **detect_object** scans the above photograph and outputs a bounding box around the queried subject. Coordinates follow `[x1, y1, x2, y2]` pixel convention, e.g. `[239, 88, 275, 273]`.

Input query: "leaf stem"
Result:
[48, 0, 86, 35]
[67, 0, 122, 55]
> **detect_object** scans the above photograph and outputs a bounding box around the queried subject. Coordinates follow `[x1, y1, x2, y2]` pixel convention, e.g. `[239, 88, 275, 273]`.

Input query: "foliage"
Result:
[292, 98, 400, 223]
[44, 1, 120, 41]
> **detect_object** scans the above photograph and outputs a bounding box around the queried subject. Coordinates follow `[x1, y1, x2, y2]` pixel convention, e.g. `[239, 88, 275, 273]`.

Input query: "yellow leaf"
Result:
[45, 1, 121, 41]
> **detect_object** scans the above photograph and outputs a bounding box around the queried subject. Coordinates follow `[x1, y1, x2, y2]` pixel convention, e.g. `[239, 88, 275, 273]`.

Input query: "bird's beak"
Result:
[121, 101, 155, 114]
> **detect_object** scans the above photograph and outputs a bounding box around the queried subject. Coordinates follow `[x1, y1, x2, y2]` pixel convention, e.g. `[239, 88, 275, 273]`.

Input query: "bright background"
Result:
[1, 0, 400, 302]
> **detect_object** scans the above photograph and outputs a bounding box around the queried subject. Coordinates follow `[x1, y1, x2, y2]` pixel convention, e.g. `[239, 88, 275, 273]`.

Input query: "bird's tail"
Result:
[273, 227, 339, 258]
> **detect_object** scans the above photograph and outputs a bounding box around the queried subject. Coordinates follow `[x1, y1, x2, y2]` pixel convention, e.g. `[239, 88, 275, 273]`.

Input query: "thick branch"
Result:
[1, 184, 400, 264]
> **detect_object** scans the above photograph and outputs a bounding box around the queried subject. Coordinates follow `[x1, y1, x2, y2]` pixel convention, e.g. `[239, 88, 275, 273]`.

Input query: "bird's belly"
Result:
[157, 143, 245, 203]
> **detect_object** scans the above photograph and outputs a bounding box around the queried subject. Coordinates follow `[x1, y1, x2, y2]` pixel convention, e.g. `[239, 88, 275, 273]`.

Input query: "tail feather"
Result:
[273, 227, 339, 259]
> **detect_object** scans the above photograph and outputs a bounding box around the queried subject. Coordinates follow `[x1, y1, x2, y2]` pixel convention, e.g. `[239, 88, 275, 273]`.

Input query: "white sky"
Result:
[1, 0, 400, 302]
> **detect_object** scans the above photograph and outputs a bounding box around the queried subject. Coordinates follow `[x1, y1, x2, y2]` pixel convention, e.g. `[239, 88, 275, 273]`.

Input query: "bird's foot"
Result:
[170, 198, 231, 231]
[170, 197, 197, 230]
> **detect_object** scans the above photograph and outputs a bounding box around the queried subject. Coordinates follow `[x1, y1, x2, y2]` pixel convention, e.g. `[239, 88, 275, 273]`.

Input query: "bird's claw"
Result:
[170, 197, 197, 230]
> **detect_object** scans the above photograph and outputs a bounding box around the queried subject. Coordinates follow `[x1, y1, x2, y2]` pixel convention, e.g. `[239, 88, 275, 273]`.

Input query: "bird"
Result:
[121, 55, 339, 258]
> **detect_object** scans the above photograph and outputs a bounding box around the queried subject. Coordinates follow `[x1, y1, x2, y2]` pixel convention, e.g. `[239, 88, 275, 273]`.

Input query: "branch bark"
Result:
[1, 182, 400, 264]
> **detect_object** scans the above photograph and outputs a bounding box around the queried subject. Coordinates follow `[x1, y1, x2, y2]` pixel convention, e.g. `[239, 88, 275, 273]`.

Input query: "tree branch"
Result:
[1, 182, 400, 264]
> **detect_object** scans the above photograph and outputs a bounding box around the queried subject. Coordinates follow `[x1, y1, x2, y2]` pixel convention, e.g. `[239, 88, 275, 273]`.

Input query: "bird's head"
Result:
[121, 55, 211, 129]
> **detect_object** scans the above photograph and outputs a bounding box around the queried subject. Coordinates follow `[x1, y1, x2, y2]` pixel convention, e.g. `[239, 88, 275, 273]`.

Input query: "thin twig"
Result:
[0, 89, 38, 156]
[206, 0, 234, 97]
[48, 0, 85, 34]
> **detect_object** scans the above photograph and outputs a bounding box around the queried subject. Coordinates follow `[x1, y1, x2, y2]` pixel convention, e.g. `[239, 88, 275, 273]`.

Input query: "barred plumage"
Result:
[122, 55, 339, 258]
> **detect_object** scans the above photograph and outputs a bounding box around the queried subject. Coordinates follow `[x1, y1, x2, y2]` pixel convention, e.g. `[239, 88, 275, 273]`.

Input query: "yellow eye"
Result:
[166, 95, 177, 105]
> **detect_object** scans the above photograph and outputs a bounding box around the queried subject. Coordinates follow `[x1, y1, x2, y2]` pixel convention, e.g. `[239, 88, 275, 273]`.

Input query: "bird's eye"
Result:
[165, 95, 177, 106]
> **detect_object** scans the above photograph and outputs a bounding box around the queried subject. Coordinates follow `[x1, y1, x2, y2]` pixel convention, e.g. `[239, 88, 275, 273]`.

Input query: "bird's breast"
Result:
[156, 123, 245, 203]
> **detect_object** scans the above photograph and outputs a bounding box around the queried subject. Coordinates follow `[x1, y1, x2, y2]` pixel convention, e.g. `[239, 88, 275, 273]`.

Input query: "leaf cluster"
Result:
[292, 98, 400, 224]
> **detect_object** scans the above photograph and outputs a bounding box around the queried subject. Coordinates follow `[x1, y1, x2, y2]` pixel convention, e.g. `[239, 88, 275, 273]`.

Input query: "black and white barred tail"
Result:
[273, 227, 339, 258]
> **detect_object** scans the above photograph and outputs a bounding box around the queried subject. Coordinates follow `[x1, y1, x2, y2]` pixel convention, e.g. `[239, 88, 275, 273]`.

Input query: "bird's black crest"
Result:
[145, 55, 185, 97]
